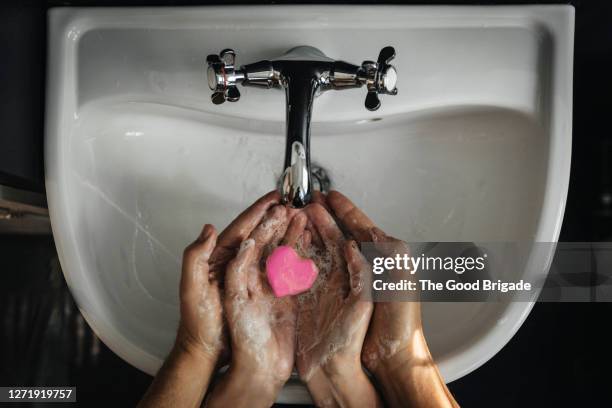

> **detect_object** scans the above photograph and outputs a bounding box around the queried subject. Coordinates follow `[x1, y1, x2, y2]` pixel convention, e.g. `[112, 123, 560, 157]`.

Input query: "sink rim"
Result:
[45, 4, 574, 400]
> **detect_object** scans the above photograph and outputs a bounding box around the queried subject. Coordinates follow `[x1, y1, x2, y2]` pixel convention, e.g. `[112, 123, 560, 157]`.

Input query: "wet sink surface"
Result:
[46, 6, 573, 403]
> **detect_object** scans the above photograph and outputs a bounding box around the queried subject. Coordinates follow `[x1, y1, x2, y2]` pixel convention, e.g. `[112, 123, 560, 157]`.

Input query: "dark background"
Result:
[1, 0, 611, 407]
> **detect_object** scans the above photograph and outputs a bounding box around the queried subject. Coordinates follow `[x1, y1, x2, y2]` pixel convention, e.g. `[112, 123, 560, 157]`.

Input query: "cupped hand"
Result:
[175, 224, 225, 361]
[209, 191, 281, 279]
[326, 190, 422, 373]
[224, 205, 304, 382]
[139, 224, 223, 408]
[199, 191, 281, 360]
[327, 191, 460, 407]
[296, 203, 373, 381]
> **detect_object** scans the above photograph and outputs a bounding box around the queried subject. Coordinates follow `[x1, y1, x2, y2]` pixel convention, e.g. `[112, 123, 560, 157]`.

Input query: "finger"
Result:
[327, 190, 375, 242]
[304, 203, 344, 248]
[370, 226, 410, 257]
[311, 191, 329, 211]
[306, 219, 323, 249]
[210, 191, 281, 280]
[213, 190, 281, 257]
[285, 205, 303, 222]
[344, 240, 372, 299]
[282, 212, 307, 248]
[249, 205, 288, 259]
[299, 229, 312, 253]
[181, 225, 218, 299]
[225, 239, 256, 300]
[245, 205, 288, 298]
[246, 264, 264, 297]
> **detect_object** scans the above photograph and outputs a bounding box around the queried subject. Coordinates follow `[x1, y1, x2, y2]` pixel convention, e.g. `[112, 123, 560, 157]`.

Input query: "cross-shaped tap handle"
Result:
[363, 46, 398, 111]
[206, 49, 242, 104]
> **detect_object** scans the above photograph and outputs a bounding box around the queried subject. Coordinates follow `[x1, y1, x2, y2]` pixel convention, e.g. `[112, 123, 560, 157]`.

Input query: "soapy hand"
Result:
[295, 203, 382, 407]
[139, 224, 224, 408]
[143, 190, 458, 408]
[327, 191, 459, 408]
[175, 224, 225, 361]
[207, 205, 307, 408]
[209, 191, 282, 280]
[326, 191, 420, 372]
[225, 205, 301, 382]
[201, 190, 282, 361]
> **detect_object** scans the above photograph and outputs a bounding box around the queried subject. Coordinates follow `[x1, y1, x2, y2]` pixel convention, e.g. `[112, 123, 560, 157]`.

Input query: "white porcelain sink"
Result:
[46, 6, 574, 403]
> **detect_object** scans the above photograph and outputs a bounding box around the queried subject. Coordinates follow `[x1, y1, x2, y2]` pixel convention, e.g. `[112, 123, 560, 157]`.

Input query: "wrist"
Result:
[139, 338, 219, 408]
[310, 355, 382, 408]
[208, 364, 282, 408]
[369, 349, 409, 380]
[321, 353, 362, 383]
[367, 342, 458, 408]
[173, 335, 220, 370]
[230, 362, 286, 394]
[370, 333, 432, 379]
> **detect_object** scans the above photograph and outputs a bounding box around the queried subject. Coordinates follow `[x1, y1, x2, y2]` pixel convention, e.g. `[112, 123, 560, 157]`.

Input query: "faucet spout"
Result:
[281, 141, 311, 207]
[206, 46, 398, 208]
[281, 76, 318, 207]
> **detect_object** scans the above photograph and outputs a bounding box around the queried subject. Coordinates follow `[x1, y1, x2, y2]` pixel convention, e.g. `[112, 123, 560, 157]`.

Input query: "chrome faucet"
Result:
[206, 46, 398, 208]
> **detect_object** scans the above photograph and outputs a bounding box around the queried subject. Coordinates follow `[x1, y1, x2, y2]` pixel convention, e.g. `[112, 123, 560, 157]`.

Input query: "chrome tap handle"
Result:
[363, 46, 398, 111]
[205, 45, 400, 207]
[206, 49, 243, 104]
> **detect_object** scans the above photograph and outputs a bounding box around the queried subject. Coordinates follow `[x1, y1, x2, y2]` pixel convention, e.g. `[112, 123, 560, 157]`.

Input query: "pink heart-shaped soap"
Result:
[266, 245, 319, 298]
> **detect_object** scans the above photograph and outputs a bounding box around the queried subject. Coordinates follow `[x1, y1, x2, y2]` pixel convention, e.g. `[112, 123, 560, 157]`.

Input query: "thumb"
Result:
[180, 224, 217, 304]
[343, 240, 372, 299]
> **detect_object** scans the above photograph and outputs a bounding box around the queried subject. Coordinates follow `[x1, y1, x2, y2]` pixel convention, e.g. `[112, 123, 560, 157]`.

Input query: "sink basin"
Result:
[46, 6, 573, 403]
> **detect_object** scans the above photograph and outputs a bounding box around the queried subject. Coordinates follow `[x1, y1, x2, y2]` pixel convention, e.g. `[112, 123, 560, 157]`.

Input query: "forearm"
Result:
[138, 343, 218, 408]
[327, 370, 382, 408]
[206, 365, 282, 408]
[304, 368, 340, 407]
[371, 333, 459, 408]
[306, 357, 383, 408]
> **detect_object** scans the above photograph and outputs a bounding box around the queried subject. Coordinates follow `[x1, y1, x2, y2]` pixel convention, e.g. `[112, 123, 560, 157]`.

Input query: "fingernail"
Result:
[370, 227, 386, 242]
[294, 212, 306, 223]
[199, 224, 212, 241]
[369, 228, 379, 242]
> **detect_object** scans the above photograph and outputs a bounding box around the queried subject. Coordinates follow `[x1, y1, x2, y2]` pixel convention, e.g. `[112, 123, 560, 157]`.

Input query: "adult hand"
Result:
[326, 191, 419, 372]
[327, 190, 459, 408]
[204, 191, 282, 359]
[175, 224, 224, 361]
[207, 205, 305, 408]
[296, 203, 382, 408]
[209, 191, 281, 279]
[139, 224, 222, 408]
